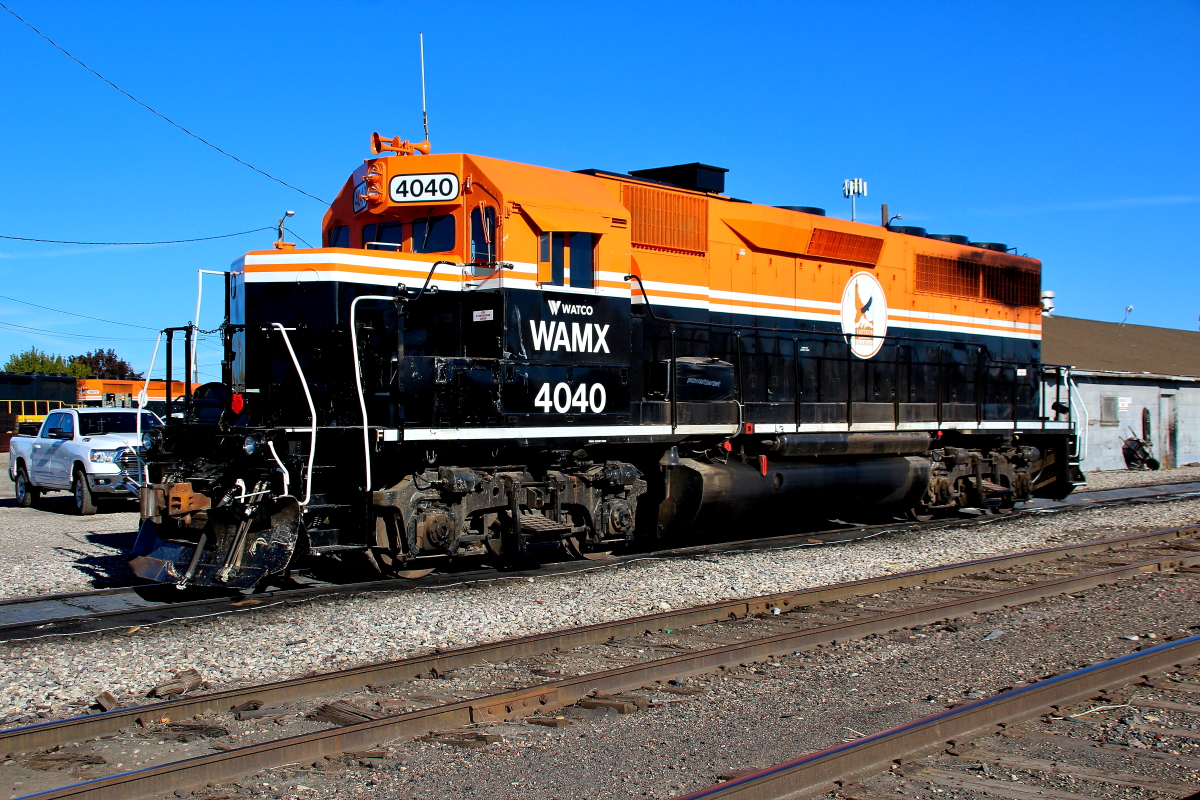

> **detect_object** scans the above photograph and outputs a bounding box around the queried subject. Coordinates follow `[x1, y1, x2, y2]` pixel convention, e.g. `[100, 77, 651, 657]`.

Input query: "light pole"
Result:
[843, 179, 867, 222]
[277, 210, 295, 244]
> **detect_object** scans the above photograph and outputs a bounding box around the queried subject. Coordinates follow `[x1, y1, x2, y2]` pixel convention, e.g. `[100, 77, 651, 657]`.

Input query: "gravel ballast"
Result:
[168, 567, 1200, 800]
[1, 491, 1197, 727]
[1080, 463, 1200, 492]
[0, 453, 139, 599]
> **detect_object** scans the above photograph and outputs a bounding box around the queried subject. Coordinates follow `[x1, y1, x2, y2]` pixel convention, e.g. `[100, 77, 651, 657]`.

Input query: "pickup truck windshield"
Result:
[78, 413, 162, 436]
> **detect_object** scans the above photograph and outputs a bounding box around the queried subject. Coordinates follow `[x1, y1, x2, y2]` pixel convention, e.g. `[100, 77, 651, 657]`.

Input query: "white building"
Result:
[1043, 317, 1200, 472]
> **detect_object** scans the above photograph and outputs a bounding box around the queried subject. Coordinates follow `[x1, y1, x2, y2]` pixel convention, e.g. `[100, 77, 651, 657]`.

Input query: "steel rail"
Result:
[3, 480, 1195, 643]
[0, 523, 887, 642]
[673, 633, 1200, 800]
[14, 540, 1200, 799]
[3, 524, 1197, 758]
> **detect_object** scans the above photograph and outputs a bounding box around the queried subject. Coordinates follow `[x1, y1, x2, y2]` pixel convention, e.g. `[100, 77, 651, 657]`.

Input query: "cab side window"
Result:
[568, 232, 595, 289]
[538, 232, 595, 288]
[41, 412, 64, 438]
[470, 206, 497, 264]
[59, 413, 74, 438]
[326, 225, 350, 248]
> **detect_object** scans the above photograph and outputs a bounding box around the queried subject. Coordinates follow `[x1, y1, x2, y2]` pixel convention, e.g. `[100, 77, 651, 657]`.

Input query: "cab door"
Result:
[30, 412, 65, 485]
[46, 411, 76, 486]
[464, 203, 502, 358]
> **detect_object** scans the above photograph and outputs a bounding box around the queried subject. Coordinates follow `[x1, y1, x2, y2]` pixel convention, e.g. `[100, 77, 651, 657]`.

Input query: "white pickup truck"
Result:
[8, 408, 163, 515]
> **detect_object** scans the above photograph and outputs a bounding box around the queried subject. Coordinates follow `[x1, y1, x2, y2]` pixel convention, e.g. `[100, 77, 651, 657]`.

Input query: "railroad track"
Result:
[5, 522, 1200, 800]
[678, 639, 1200, 800]
[3, 479, 1197, 643]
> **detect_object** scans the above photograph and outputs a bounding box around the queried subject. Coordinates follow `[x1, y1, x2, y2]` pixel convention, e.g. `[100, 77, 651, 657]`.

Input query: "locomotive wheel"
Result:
[564, 536, 613, 561]
[394, 568, 435, 579]
[905, 506, 935, 523]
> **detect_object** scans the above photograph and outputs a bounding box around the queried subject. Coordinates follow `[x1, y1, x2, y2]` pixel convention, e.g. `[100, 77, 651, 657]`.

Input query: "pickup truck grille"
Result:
[116, 448, 143, 474]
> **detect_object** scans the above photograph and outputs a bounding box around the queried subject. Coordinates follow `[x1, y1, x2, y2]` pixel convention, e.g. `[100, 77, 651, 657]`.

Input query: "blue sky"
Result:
[1, 1, 1197, 380]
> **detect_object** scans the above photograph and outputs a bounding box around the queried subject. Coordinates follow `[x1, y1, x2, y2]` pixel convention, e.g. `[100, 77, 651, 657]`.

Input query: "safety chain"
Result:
[196, 321, 227, 335]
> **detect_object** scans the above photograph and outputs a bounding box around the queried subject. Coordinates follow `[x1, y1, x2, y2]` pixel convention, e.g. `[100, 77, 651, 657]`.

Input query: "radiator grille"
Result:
[805, 229, 884, 265]
[116, 447, 143, 474]
[982, 264, 1041, 307]
[622, 184, 707, 255]
[916, 254, 1040, 307]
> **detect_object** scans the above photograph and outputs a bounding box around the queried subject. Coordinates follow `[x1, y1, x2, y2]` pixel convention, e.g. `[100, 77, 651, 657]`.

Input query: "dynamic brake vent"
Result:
[805, 229, 884, 265]
[915, 254, 1041, 307]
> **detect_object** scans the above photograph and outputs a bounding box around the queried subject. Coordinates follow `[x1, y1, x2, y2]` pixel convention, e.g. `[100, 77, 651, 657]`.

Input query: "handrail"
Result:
[1069, 375, 1088, 463]
[271, 323, 317, 507]
[778, 345, 1065, 431]
[349, 295, 397, 492]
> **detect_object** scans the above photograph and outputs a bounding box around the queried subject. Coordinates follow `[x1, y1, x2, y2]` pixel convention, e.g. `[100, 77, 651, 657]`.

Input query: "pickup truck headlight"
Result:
[89, 449, 122, 463]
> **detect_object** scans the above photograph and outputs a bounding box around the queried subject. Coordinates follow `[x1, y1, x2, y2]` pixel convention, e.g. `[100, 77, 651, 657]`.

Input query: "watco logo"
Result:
[547, 299, 593, 316]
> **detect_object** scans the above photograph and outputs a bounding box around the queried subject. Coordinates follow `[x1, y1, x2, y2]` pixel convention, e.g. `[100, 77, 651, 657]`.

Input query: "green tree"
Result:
[69, 349, 142, 380]
[3, 347, 79, 375]
[65, 360, 92, 379]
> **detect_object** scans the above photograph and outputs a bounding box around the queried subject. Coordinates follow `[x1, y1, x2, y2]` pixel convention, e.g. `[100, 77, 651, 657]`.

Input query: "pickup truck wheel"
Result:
[15, 467, 39, 508]
[73, 469, 98, 516]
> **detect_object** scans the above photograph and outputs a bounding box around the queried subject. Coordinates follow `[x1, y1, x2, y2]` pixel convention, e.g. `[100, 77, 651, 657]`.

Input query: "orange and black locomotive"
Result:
[130, 135, 1081, 589]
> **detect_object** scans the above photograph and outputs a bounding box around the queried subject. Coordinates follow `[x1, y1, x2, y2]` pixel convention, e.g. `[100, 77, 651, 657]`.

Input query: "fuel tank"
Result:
[657, 456, 931, 536]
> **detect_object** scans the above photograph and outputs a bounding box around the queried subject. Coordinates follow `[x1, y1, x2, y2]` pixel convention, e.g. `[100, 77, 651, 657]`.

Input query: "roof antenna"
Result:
[420, 32, 429, 146]
[1120, 304, 1134, 326]
[367, 35, 431, 158]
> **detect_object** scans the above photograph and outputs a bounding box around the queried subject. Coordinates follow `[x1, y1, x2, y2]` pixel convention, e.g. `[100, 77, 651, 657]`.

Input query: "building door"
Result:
[1159, 394, 1178, 469]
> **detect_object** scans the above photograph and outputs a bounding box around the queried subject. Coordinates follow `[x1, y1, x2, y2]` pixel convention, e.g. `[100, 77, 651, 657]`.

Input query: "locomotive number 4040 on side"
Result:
[534, 382, 607, 413]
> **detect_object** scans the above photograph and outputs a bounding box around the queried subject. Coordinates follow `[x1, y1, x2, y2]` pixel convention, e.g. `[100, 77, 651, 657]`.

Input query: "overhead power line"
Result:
[0, 320, 158, 341]
[285, 227, 314, 248]
[0, 2, 327, 205]
[0, 227, 275, 246]
[0, 293, 162, 330]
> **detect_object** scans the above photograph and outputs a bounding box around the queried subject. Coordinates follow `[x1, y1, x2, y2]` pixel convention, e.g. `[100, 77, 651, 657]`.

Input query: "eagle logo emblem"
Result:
[840, 272, 888, 359]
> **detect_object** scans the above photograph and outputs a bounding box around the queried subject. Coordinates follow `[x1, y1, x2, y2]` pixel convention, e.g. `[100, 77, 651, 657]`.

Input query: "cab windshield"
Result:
[411, 214, 456, 253]
[79, 412, 162, 436]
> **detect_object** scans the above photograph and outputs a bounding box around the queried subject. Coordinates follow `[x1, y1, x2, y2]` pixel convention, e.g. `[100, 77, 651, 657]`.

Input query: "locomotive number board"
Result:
[388, 173, 460, 203]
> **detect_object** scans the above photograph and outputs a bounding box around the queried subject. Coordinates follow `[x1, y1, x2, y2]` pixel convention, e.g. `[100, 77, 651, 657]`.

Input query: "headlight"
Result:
[89, 449, 121, 463]
[243, 436, 259, 456]
[141, 429, 163, 451]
